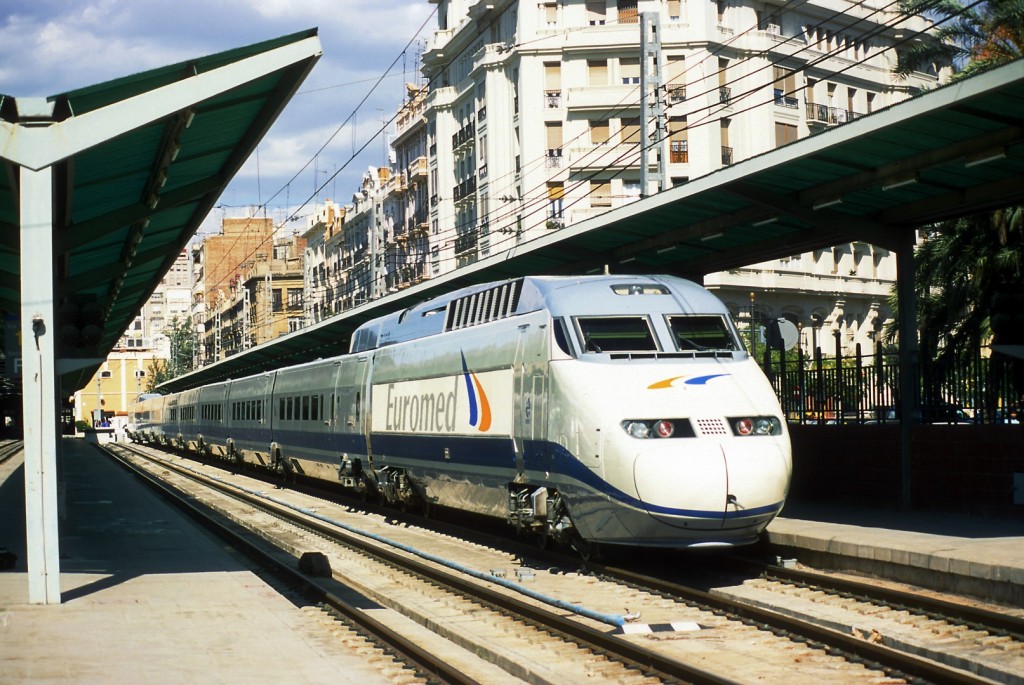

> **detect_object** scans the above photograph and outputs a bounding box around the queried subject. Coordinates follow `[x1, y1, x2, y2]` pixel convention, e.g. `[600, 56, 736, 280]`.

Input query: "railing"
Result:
[721, 146, 733, 165]
[670, 140, 688, 163]
[763, 343, 1021, 425]
[453, 176, 477, 202]
[719, 86, 731, 105]
[667, 86, 686, 103]
[545, 90, 562, 108]
[454, 231, 478, 254]
[806, 102, 861, 126]
[451, 120, 476, 149]
[545, 149, 562, 168]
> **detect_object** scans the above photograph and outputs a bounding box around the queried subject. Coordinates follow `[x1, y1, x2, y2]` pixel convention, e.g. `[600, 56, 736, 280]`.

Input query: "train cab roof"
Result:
[349, 275, 725, 353]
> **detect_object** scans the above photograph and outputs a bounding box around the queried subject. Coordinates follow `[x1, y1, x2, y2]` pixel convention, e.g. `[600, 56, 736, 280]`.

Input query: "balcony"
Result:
[667, 85, 686, 103]
[454, 231, 478, 254]
[806, 102, 861, 126]
[407, 156, 428, 180]
[452, 120, 476, 150]
[452, 176, 477, 203]
[545, 149, 563, 169]
[545, 90, 562, 108]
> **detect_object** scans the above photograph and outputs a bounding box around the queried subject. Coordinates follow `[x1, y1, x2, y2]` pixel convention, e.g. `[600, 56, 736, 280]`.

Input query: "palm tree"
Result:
[893, 0, 1024, 413]
[897, 0, 1024, 80]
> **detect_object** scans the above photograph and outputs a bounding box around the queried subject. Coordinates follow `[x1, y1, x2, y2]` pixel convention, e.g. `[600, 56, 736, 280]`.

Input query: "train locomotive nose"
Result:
[633, 444, 729, 529]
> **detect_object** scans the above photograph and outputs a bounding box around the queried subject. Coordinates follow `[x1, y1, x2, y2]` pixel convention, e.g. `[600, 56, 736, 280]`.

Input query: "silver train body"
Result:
[131, 275, 792, 549]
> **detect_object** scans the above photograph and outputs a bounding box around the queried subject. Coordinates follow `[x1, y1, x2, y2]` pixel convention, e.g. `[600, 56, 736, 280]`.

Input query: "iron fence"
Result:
[763, 343, 1022, 425]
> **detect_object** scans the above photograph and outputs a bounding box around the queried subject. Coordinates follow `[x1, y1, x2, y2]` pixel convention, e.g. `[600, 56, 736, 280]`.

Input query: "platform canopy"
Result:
[161, 59, 1024, 394]
[0, 29, 322, 393]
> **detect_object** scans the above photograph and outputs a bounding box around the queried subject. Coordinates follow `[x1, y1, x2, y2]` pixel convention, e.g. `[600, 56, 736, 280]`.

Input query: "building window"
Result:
[669, 116, 688, 162]
[620, 58, 640, 85]
[617, 0, 638, 23]
[775, 121, 798, 148]
[541, 2, 557, 25]
[773, 66, 798, 108]
[667, 0, 682, 20]
[666, 55, 686, 101]
[545, 122, 563, 153]
[590, 180, 612, 207]
[620, 116, 641, 145]
[547, 183, 564, 221]
[588, 59, 608, 86]
[272, 288, 283, 312]
[590, 119, 610, 145]
[586, 0, 606, 25]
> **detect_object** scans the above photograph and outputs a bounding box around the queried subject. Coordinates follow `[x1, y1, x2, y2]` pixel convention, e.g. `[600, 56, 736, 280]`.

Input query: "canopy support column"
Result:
[895, 230, 919, 511]
[20, 165, 62, 605]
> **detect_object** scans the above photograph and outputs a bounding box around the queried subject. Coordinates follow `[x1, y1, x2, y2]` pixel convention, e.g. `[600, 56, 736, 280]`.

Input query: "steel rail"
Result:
[762, 563, 1024, 641]
[101, 443, 481, 685]
[109, 442, 741, 685]
[600, 563, 997, 685]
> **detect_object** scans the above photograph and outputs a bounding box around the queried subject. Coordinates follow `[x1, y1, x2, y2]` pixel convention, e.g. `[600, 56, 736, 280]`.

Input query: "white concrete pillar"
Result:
[19, 165, 62, 605]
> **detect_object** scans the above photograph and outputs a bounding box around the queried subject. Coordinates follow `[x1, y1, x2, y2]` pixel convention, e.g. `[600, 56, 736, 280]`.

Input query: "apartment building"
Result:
[413, 0, 939, 355]
[73, 249, 192, 423]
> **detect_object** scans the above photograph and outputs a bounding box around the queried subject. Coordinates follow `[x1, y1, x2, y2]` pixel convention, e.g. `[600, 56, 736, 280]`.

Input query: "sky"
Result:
[0, 0, 436, 234]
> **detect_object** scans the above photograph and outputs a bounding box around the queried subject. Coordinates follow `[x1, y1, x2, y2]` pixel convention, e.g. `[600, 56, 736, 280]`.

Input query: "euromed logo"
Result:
[648, 374, 729, 390]
[461, 352, 492, 432]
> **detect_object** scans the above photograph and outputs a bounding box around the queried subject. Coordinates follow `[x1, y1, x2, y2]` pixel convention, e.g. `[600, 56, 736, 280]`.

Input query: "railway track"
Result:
[0, 439, 23, 466]
[104, 441, 1017, 684]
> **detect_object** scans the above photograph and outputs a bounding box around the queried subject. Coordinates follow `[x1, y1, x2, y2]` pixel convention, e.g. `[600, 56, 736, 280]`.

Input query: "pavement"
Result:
[1, 437, 1022, 683]
[0, 438, 390, 685]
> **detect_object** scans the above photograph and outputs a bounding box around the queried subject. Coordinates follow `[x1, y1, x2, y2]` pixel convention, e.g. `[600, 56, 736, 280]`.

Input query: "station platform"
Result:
[1, 439, 1022, 683]
[0, 439, 390, 685]
[766, 500, 1024, 606]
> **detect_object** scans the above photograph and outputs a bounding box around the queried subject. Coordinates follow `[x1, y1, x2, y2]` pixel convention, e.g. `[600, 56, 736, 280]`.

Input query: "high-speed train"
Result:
[131, 275, 791, 550]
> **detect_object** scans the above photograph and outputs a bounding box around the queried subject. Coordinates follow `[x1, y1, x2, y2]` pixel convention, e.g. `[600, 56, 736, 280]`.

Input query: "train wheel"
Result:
[535, 521, 551, 549]
[571, 536, 600, 562]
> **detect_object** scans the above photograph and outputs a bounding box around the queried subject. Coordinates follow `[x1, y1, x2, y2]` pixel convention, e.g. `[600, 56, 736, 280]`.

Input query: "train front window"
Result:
[576, 316, 658, 353]
[667, 315, 738, 352]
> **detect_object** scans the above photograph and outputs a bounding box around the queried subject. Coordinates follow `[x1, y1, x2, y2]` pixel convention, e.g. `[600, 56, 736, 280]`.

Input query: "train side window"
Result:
[286, 397, 294, 421]
[575, 316, 658, 352]
[311, 395, 319, 421]
[279, 398, 285, 420]
[666, 315, 739, 351]
[553, 318, 573, 357]
[302, 396, 310, 421]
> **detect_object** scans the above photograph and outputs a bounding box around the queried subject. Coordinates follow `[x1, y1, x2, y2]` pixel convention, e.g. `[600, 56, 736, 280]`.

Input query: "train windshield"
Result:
[666, 315, 739, 352]
[576, 316, 658, 353]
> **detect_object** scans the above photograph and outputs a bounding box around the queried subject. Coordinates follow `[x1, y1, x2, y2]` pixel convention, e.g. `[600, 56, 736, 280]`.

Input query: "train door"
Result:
[335, 355, 371, 458]
[513, 323, 548, 477]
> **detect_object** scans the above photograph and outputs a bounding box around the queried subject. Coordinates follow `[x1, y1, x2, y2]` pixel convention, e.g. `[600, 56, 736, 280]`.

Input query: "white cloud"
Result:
[0, 0, 436, 215]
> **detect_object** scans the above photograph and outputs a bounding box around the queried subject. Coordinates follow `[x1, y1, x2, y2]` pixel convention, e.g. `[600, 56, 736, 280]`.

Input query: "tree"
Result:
[897, 0, 1024, 80]
[146, 316, 196, 390]
[895, 0, 1024, 409]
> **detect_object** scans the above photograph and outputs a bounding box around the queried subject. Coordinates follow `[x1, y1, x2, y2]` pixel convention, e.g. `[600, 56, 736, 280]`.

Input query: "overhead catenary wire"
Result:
[199, 0, 967, 355]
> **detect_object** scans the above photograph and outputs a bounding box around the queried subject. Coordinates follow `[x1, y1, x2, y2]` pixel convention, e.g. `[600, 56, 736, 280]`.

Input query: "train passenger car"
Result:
[133, 275, 792, 550]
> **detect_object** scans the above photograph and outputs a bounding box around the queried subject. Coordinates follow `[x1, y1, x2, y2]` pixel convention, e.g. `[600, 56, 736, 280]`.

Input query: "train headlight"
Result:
[624, 421, 651, 439]
[622, 419, 693, 439]
[729, 416, 782, 436]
